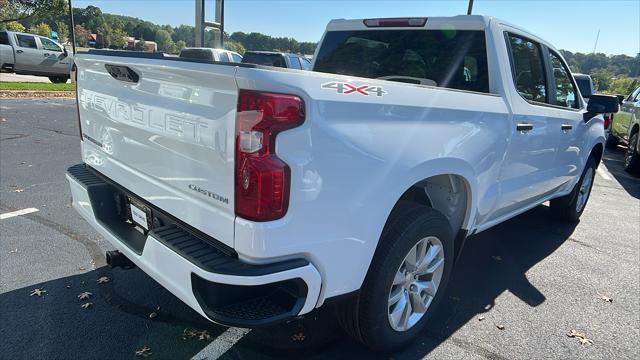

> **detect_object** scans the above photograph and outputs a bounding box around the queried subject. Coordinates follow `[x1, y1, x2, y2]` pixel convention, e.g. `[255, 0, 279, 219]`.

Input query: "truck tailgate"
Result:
[75, 54, 237, 248]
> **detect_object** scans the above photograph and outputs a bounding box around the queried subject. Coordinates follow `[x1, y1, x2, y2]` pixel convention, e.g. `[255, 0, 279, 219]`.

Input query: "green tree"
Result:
[3, 20, 25, 32]
[224, 40, 245, 55]
[155, 29, 176, 53]
[175, 40, 186, 52]
[28, 22, 51, 36]
[55, 20, 68, 42]
[1, 0, 67, 23]
[133, 38, 146, 51]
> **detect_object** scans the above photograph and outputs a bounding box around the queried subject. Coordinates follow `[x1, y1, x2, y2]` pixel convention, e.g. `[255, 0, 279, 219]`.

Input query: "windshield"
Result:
[575, 77, 593, 97]
[242, 52, 286, 67]
[314, 29, 490, 93]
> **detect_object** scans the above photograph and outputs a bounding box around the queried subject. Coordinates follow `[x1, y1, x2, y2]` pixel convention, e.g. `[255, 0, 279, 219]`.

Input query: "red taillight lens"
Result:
[235, 90, 305, 221]
[603, 114, 612, 129]
[363, 17, 427, 28]
[72, 63, 82, 140]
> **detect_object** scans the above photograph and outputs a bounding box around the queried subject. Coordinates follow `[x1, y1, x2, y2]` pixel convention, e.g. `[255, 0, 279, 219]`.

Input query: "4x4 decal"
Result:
[321, 82, 386, 97]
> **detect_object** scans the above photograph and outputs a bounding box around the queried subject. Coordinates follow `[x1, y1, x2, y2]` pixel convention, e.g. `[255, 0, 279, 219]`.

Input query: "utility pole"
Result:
[68, 0, 76, 53]
[592, 29, 600, 54]
[195, 0, 224, 48]
[467, 0, 474, 15]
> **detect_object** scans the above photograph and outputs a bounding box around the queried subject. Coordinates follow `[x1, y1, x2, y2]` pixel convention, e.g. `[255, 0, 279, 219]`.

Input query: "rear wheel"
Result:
[550, 156, 597, 222]
[48, 76, 68, 83]
[336, 205, 454, 351]
[624, 132, 640, 174]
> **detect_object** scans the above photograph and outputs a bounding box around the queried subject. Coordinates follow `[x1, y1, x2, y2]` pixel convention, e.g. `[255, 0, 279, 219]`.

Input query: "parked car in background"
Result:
[178, 47, 242, 63]
[607, 86, 640, 173]
[241, 50, 311, 69]
[574, 73, 595, 102]
[0, 30, 72, 83]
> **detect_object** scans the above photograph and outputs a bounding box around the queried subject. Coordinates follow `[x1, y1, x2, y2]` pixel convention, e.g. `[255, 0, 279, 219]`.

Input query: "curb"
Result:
[0, 90, 76, 98]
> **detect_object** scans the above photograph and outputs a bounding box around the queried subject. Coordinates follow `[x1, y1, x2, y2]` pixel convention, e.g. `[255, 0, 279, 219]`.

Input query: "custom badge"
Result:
[321, 82, 386, 97]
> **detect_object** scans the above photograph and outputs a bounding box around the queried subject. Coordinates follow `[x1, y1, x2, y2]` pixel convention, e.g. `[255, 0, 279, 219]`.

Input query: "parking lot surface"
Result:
[1, 98, 639, 359]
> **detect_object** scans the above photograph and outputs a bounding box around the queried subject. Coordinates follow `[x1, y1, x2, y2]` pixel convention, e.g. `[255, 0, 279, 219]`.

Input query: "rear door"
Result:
[39, 36, 71, 75]
[13, 33, 42, 73]
[496, 32, 563, 217]
[75, 54, 239, 248]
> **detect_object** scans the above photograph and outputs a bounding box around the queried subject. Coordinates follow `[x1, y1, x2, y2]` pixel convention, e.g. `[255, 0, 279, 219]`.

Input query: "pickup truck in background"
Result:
[0, 30, 73, 83]
[66, 15, 619, 351]
[241, 50, 312, 69]
[178, 47, 242, 63]
[607, 86, 640, 173]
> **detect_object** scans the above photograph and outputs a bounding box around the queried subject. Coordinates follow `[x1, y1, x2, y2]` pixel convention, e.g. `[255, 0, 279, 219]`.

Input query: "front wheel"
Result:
[624, 132, 640, 175]
[550, 156, 597, 222]
[336, 204, 454, 351]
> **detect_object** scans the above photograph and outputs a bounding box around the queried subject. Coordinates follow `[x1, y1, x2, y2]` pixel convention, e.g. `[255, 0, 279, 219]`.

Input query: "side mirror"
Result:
[584, 94, 619, 122]
[616, 95, 625, 105]
[63, 48, 68, 57]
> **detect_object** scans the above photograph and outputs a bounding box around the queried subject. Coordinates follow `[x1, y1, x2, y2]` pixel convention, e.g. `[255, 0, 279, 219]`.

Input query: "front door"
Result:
[38, 36, 71, 76]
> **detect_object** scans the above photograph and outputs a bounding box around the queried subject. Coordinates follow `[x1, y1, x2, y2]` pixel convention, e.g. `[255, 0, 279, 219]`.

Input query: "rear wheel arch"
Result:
[590, 142, 604, 166]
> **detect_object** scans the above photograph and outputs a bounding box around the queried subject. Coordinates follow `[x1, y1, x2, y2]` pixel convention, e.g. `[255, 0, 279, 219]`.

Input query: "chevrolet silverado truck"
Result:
[65, 15, 619, 351]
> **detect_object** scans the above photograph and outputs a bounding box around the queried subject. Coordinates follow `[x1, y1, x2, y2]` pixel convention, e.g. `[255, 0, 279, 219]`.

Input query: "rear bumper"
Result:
[66, 164, 321, 327]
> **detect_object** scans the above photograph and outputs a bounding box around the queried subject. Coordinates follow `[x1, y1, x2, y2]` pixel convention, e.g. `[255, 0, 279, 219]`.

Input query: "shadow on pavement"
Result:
[223, 205, 579, 359]
[602, 146, 640, 199]
[0, 266, 227, 359]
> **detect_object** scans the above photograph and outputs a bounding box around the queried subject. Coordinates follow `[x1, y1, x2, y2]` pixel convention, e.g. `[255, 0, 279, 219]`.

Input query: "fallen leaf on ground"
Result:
[291, 332, 306, 341]
[478, 316, 486, 321]
[9, 248, 18, 254]
[496, 324, 505, 330]
[66, 285, 71, 289]
[135, 346, 152, 358]
[30, 288, 46, 297]
[14, 188, 24, 193]
[96, 276, 110, 284]
[492, 255, 502, 261]
[567, 329, 593, 346]
[599, 295, 613, 303]
[1, 118, 6, 122]
[149, 312, 157, 319]
[78, 292, 93, 300]
[184, 328, 211, 341]
[81, 302, 93, 309]
[78, 267, 86, 271]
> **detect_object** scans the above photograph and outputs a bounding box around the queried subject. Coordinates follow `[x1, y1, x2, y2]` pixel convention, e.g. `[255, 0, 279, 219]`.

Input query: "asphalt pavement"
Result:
[1, 98, 638, 360]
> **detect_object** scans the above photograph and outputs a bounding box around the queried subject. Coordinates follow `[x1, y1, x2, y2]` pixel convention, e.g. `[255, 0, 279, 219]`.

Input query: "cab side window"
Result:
[549, 51, 579, 109]
[0, 31, 9, 45]
[506, 33, 547, 103]
[40, 37, 62, 52]
[16, 34, 37, 49]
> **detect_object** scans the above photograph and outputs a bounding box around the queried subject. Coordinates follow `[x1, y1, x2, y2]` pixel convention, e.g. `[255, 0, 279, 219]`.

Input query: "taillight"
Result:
[363, 17, 427, 27]
[235, 90, 305, 221]
[71, 63, 82, 140]
[603, 114, 612, 129]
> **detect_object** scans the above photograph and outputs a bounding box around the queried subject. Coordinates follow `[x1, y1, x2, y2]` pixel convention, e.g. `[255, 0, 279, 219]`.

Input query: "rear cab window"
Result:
[313, 28, 490, 93]
[179, 49, 214, 62]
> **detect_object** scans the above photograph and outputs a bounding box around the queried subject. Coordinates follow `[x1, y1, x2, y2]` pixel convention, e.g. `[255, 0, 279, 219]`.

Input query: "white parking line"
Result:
[191, 327, 250, 360]
[0, 208, 39, 220]
[597, 165, 612, 181]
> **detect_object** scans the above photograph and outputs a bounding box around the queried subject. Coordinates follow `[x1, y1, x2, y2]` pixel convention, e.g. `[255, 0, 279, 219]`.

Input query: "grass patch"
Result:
[0, 82, 75, 91]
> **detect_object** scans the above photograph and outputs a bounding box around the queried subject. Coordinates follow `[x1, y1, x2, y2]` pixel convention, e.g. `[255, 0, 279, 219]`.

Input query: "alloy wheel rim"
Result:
[576, 167, 594, 213]
[387, 236, 445, 332]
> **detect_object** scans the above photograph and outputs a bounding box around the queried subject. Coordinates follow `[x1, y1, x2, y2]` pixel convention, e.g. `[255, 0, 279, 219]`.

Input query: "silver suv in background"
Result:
[241, 50, 311, 70]
[0, 30, 73, 83]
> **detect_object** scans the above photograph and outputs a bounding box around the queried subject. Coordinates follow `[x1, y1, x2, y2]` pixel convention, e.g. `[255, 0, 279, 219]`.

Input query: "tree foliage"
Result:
[3, 20, 25, 32]
[28, 22, 51, 37]
[0, 0, 67, 23]
[560, 50, 640, 94]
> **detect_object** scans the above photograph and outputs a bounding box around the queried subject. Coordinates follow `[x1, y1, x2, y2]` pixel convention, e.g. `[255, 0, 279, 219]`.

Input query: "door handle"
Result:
[561, 124, 573, 131]
[16, 50, 23, 54]
[516, 123, 534, 132]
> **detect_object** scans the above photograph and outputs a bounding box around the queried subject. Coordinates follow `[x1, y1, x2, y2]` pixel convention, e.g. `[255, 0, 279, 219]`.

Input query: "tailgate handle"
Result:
[105, 64, 139, 83]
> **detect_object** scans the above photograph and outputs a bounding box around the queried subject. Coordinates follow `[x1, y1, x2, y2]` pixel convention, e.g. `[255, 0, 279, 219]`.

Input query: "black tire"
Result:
[624, 132, 640, 175]
[48, 76, 68, 83]
[550, 156, 597, 222]
[336, 204, 454, 351]
[605, 134, 619, 149]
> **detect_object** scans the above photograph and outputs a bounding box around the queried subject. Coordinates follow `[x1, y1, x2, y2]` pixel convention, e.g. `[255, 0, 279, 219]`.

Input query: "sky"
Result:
[73, 0, 640, 56]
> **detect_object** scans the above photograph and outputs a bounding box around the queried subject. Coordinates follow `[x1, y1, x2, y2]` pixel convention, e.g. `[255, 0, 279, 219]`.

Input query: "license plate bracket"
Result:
[128, 197, 151, 231]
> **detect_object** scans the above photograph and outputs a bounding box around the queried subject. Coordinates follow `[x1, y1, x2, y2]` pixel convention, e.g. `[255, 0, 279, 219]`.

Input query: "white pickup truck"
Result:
[66, 15, 619, 351]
